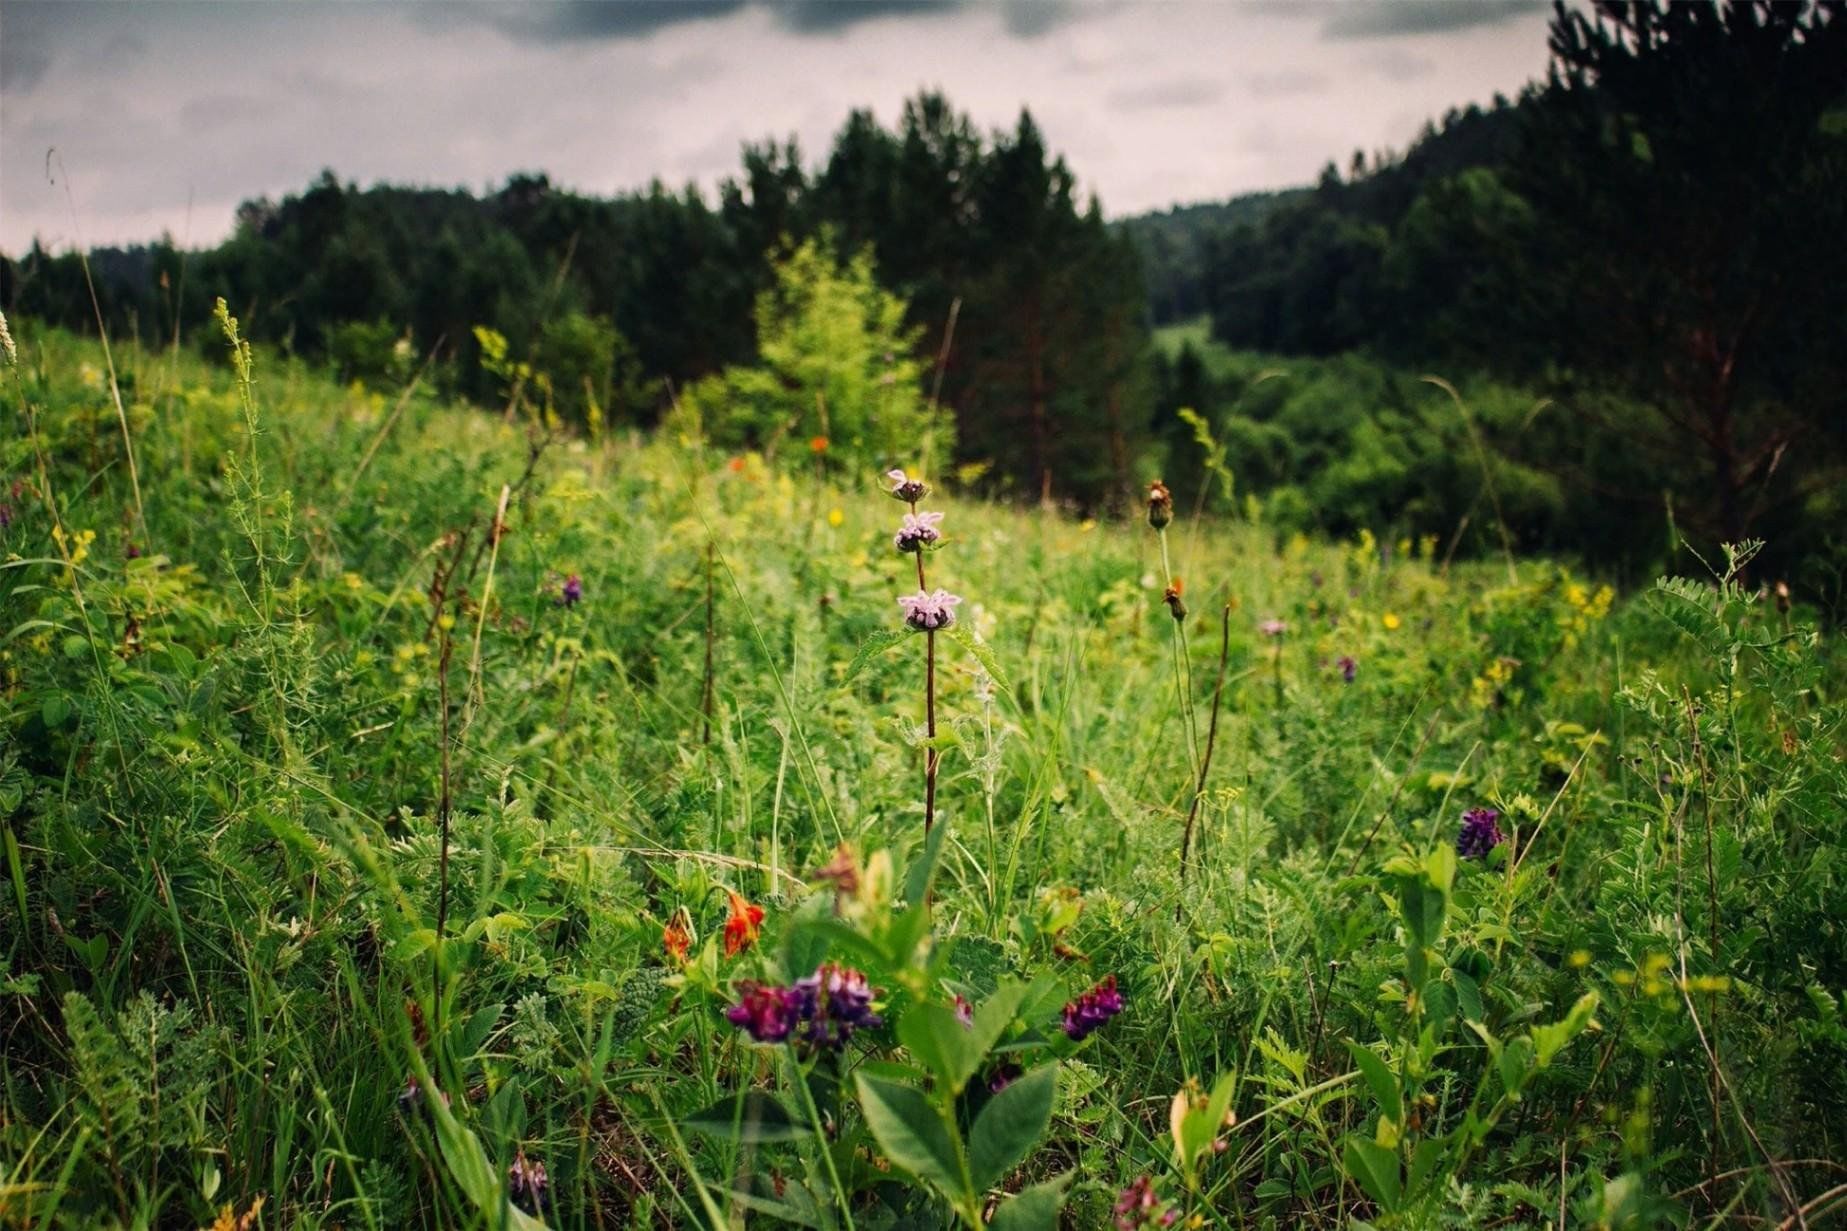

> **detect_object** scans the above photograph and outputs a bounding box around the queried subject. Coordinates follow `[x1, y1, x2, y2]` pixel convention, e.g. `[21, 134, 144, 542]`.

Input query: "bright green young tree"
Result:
[681, 235, 952, 468]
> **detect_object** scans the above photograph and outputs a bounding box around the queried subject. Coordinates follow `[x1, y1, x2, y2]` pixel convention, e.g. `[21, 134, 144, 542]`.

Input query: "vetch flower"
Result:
[954, 994, 974, 1029]
[898, 588, 961, 631]
[987, 1062, 1023, 1093]
[557, 574, 583, 608]
[661, 906, 694, 964]
[791, 961, 882, 1051]
[1458, 807, 1505, 860]
[1113, 1176, 1178, 1229]
[1062, 975, 1124, 1041]
[726, 982, 802, 1044]
[886, 468, 929, 503]
[1147, 480, 1174, 529]
[722, 889, 765, 958]
[1336, 655, 1358, 683]
[508, 1152, 549, 1214]
[894, 510, 943, 554]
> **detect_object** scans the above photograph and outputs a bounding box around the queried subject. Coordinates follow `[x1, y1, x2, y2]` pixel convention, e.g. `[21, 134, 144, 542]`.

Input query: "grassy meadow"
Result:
[2, 315, 1845, 1229]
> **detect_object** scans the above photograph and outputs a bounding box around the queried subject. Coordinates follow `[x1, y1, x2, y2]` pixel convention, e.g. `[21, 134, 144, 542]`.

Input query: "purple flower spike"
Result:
[726, 982, 802, 1044]
[557, 574, 583, 608]
[1337, 655, 1357, 684]
[1062, 975, 1124, 1041]
[1458, 807, 1505, 859]
[886, 468, 930, 503]
[894, 510, 944, 554]
[898, 588, 961, 632]
[792, 961, 883, 1051]
[508, 1152, 549, 1214]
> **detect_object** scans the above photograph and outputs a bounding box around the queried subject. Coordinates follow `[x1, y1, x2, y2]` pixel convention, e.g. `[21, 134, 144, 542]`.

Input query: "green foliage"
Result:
[2, 325, 1844, 1229]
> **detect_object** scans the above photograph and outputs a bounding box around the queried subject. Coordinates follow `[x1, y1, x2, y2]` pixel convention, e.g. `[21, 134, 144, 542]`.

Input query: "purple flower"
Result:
[954, 994, 974, 1029]
[557, 574, 583, 608]
[125, 542, 141, 560]
[886, 468, 929, 504]
[898, 588, 961, 632]
[508, 1152, 549, 1214]
[1062, 975, 1124, 1041]
[726, 963, 882, 1054]
[726, 982, 803, 1044]
[1458, 807, 1505, 860]
[0, 504, 11, 530]
[1259, 618, 1287, 638]
[894, 510, 943, 553]
[987, 1062, 1023, 1093]
[1337, 655, 1357, 684]
[1113, 1176, 1178, 1229]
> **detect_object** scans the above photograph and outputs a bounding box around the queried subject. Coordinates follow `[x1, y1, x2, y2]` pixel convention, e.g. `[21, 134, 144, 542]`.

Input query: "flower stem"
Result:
[1157, 526, 1202, 778]
[911, 498, 937, 835]
[1180, 605, 1232, 892]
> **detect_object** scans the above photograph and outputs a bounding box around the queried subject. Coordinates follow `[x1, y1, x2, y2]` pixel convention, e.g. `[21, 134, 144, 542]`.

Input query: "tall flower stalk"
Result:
[890, 469, 955, 834]
[1149, 481, 1202, 799]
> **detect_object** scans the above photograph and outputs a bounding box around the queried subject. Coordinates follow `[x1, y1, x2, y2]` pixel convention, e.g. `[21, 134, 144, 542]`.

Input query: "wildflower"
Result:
[1062, 975, 1124, 1041]
[726, 982, 803, 1043]
[661, 906, 694, 964]
[954, 994, 974, 1029]
[1457, 807, 1505, 860]
[792, 962, 882, 1051]
[1336, 655, 1357, 684]
[809, 435, 829, 454]
[396, 1076, 451, 1112]
[886, 468, 929, 503]
[1258, 618, 1287, 638]
[508, 1152, 549, 1214]
[126, 542, 141, 560]
[898, 588, 961, 632]
[0, 503, 11, 530]
[894, 510, 944, 553]
[827, 507, 845, 528]
[0, 310, 14, 366]
[1381, 612, 1401, 630]
[1774, 580, 1791, 614]
[1162, 578, 1187, 623]
[557, 574, 583, 607]
[1113, 1176, 1178, 1229]
[722, 889, 764, 958]
[987, 1062, 1023, 1093]
[727, 457, 747, 474]
[1147, 480, 1174, 529]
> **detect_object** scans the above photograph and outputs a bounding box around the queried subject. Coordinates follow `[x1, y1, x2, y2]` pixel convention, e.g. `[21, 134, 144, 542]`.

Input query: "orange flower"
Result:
[726, 457, 746, 474]
[809, 435, 830, 454]
[723, 889, 764, 958]
[662, 906, 694, 964]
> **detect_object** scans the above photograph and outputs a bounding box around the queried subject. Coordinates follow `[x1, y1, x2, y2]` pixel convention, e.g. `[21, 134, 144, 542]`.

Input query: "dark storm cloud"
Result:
[1320, 0, 1545, 41]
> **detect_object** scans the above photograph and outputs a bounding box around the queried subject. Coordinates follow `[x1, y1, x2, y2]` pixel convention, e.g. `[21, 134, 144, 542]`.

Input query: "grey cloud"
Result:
[1246, 68, 1329, 96]
[1360, 47, 1437, 80]
[1109, 75, 1223, 111]
[445, 0, 1086, 44]
[1319, 1, 1545, 41]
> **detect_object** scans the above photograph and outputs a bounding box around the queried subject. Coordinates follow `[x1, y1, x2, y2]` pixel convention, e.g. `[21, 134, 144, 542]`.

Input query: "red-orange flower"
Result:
[723, 889, 765, 958]
[809, 435, 830, 454]
[662, 906, 694, 964]
[726, 457, 747, 474]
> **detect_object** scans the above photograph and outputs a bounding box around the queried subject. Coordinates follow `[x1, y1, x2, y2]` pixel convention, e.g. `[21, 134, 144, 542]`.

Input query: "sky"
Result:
[0, 0, 1556, 253]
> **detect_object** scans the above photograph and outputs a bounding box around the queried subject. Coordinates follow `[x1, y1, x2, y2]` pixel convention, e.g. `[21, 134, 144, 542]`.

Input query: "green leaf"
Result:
[1531, 991, 1599, 1067]
[1342, 1134, 1401, 1212]
[684, 1091, 813, 1143]
[855, 1073, 967, 1202]
[946, 624, 1010, 694]
[1344, 1042, 1401, 1124]
[969, 1064, 1055, 1191]
[903, 814, 952, 907]
[842, 628, 911, 685]
[987, 1172, 1072, 1231]
[898, 1003, 983, 1093]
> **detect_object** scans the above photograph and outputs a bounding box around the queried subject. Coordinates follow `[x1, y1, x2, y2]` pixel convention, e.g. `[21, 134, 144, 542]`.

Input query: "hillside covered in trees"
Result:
[5, 1, 1846, 594]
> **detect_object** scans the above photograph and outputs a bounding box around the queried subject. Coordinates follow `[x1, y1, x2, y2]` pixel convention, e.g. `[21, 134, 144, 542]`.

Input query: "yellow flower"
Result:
[826, 507, 845, 528]
[1381, 612, 1401, 630]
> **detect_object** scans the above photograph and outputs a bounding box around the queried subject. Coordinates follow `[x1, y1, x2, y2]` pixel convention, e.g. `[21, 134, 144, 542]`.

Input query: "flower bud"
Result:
[1147, 480, 1174, 529]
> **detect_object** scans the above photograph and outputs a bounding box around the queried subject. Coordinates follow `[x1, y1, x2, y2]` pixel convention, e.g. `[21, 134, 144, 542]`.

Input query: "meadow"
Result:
[2, 312, 1844, 1230]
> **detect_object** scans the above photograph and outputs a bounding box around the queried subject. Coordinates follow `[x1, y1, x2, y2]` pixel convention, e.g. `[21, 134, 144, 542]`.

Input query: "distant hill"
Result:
[1114, 191, 1305, 324]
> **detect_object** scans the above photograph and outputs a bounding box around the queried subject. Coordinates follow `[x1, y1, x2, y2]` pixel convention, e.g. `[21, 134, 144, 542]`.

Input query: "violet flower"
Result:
[894, 510, 943, 554]
[1062, 975, 1124, 1041]
[886, 468, 929, 503]
[557, 574, 583, 608]
[508, 1152, 549, 1214]
[1113, 1176, 1178, 1230]
[1458, 807, 1505, 860]
[1337, 655, 1358, 683]
[898, 588, 961, 632]
[725, 963, 882, 1054]
[1259, 618, 1287, 638]
[726, 982, 802, 1044]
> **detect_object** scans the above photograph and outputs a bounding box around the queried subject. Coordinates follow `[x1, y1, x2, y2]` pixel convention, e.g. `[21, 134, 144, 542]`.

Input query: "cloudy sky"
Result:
[0, 0, 1554, 253]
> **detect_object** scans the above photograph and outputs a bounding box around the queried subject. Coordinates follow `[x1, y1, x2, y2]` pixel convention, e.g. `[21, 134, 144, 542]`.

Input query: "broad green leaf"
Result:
[842, 628, 910, 685]
[988, 1172, 1072, 1231]
[1532, 991, 1599, 1067]
[1344, 1042, 1401, 1124]
[684, 1091, 813, 1143]
[945, 624, 1010, 694]
[898, 1003, 983, 1092]
[855, 1073, 967, 1201]
[969, 1064, 1055, 1191]
[1342, 1134, 1401, 1212]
